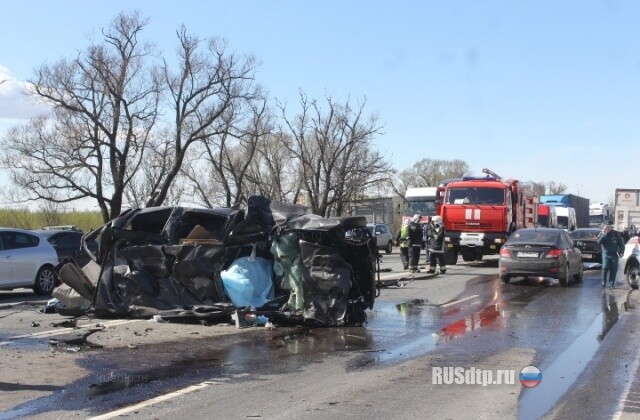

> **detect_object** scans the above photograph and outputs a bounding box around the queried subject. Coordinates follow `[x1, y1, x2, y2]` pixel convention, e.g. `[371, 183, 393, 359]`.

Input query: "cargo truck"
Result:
[555, 206, 576, 231]
[614, 189, 640, 239]
[539, 194, 589, 228]
[537, 204, 558, 228]
[589, 202, 612, 227]
[403, 187, 441, 224]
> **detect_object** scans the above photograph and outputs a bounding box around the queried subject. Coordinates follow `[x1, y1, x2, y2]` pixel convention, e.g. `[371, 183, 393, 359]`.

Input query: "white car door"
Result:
[10, 232, 41, 286]
[0, 231, 44, 287]
[0, 233, 13, 286]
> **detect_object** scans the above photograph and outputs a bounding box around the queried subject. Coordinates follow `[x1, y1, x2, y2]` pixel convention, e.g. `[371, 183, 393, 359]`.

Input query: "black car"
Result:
[34, 228, 95, 267]
[499, 227, 583, 286]
[568, 228, 602, 264]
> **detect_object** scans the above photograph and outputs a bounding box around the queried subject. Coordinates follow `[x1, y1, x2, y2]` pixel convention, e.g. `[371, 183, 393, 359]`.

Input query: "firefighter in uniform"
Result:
[395, 219, 411, 270]
[407, 214, 425, 272]
[427, 215, 446, 274]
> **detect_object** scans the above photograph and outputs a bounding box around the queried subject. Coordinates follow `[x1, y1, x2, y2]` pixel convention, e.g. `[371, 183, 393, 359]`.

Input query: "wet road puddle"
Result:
[5, 275, 624, 418]
[519, 291, 623, 420]
[0, 326, 105, 352]
[349, 287, 542, 367]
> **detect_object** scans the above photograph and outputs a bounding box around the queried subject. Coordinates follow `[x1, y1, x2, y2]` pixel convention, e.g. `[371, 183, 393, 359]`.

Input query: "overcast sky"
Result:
[1, 0, 639, 206]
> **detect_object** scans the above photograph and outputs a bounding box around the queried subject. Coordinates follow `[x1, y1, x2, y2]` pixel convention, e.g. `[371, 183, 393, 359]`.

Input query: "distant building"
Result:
[347, 196, 402, 233]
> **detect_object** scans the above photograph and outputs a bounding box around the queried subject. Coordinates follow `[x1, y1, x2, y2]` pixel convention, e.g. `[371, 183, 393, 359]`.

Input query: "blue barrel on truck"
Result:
[540, 194, 590, 228]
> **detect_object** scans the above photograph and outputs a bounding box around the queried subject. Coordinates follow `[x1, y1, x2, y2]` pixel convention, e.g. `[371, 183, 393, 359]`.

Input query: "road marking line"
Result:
[88, 381, 219, 420]
[9, 319, 141, 339]
[612, 337, 640, 419]
[441, 295, 479, 308]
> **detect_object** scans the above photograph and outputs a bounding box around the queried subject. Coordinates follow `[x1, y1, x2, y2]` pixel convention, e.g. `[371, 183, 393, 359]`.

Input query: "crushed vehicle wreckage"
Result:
[54, 196, 379, 327]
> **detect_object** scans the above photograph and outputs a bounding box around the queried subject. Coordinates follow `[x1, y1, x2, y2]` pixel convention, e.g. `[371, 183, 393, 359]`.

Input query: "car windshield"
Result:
[557, 217, 568, 229]
[406, 200, 436, 215]
[508, 230, 558, 245]
[446, 187, 504, 205]
[569, 229, 599, 240]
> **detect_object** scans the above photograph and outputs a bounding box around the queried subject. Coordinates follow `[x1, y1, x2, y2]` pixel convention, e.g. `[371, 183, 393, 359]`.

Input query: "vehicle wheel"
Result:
[445, 249, 458, 265]
[33, 266, 58, 295]
[500, 275, 510, 284]
[573, 263, 584, 282]
[558, 263, 569, 287]
[385, 241, 393, 254]
[462, 249, 475, 262]
[627, 265, 640, 290]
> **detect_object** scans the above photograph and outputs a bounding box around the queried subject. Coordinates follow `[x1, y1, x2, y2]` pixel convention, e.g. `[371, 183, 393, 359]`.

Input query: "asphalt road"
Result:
[1, 250, 640, 419]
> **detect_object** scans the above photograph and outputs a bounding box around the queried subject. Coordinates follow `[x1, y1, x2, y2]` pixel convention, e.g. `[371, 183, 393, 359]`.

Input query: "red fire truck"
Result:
[440, 169, 538, 264]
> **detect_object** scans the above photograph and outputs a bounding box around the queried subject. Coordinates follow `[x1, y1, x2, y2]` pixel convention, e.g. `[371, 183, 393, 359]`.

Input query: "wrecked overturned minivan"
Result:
[55, 196, 378, 327]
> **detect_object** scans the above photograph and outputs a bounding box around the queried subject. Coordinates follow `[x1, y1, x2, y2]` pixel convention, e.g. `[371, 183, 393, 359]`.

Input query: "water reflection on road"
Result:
[2, 272, 633, 419]
[519, 290, 625, 420]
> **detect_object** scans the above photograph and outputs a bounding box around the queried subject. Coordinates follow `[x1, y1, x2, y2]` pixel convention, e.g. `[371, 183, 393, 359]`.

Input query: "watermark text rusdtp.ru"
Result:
[432, 367, 515, 386]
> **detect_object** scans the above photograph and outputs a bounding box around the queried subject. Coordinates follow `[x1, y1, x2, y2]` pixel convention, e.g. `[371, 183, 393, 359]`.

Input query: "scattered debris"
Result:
[48, 327, 105, 351]
[51, 318, 78, 328]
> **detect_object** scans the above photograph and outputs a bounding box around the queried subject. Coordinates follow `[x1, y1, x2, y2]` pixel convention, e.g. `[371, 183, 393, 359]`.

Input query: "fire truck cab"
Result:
[441, 169, 538, 264]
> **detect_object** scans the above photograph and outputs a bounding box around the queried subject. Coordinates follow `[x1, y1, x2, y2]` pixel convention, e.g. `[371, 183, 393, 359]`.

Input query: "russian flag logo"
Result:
[519, 365, 542, 388]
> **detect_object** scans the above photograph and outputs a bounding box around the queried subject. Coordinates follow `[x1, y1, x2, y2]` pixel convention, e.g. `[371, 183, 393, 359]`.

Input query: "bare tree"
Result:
[546, 181, 567, 195]
[0, 11, 160, 222]
[392, 158, 470, 198]
[246, 131, 302, 203]
[520, 181, 546, 197]
[124, 128, 185, 208]
[519, 180, 567, 197]
[279, 93, 391, 217]
[144, 27, 264, 208]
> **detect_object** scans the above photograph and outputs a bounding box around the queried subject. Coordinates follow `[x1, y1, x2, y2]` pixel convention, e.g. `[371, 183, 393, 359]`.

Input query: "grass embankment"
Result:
[0, 209, 104, 232]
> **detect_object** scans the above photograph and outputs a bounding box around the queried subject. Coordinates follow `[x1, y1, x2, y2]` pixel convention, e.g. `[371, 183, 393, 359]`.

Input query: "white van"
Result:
[555, 207, 577, 231]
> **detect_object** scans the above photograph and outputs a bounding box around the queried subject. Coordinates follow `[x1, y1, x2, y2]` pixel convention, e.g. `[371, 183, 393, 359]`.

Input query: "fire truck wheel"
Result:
[461, 249, 476, 262]
[445, 250, 458, 265]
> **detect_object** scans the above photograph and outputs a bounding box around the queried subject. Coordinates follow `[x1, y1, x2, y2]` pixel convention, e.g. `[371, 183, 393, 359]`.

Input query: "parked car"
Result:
[366, 223, 393, 254]
[568, 228, 602, 264]
[33, 228, 96, 267]
[617, 234, 640, 289]
[0, 228, 59, 295]
[499, 227, 583, 286]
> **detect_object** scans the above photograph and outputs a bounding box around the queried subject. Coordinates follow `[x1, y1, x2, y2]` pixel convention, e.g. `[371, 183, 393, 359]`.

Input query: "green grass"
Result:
[0, 209, 104, 232]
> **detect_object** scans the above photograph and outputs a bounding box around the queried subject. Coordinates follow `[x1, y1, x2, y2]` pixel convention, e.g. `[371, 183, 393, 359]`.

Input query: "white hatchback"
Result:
[0, 228, 60, 295]
[617, 235, 640, 288]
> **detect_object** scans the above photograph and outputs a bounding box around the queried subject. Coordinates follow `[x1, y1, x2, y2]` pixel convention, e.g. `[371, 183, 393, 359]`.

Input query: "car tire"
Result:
[385, 241, 393, 254]
[500, 274, 510, 284]
[627, 265, 640, 290]
[33, 265, 58, 295]
[573, 263, 584, 282]
[558, 263, 569, 287]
